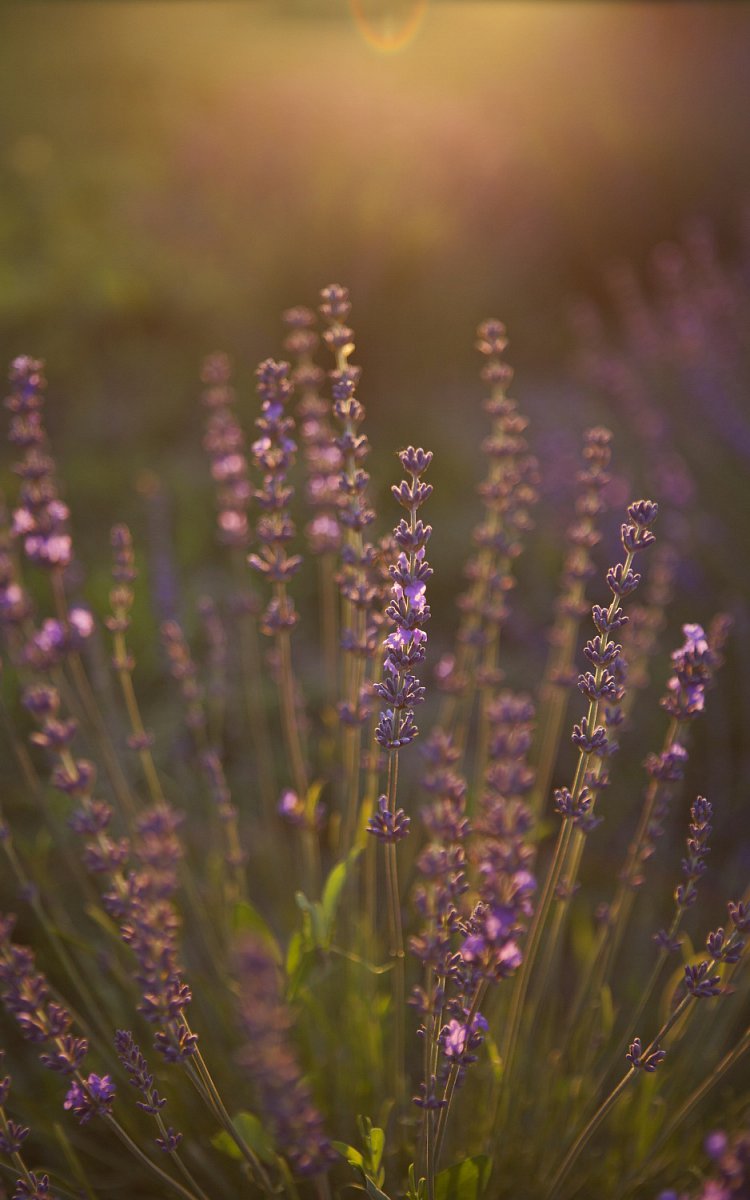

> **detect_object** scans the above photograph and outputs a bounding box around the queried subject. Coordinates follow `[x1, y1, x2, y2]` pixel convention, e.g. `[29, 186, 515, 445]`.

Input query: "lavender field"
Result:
[0, 4, 748, 1199]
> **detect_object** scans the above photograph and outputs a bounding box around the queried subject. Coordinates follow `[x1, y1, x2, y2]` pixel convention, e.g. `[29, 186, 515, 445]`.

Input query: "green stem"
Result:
[434, 983, 486, 1171]
[105, 1115, 208, 1200]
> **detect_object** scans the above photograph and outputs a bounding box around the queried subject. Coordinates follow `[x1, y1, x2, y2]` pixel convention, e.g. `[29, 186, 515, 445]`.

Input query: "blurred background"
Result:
[1, 0, 749, 873]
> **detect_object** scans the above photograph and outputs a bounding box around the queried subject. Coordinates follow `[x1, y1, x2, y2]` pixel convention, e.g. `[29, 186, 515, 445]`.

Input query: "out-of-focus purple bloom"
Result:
[283, 306, 343, 557]
[662, 623, 718, 720]
[248, 359, 302, 635]
[705, 1132, 729, 1161]
[12, 1173, 57, 1200]
[4, 358, 73, 572]
[235, 935, 337, 1177]
[0, 914, 84, 1059]
[201, 353, 252, 549]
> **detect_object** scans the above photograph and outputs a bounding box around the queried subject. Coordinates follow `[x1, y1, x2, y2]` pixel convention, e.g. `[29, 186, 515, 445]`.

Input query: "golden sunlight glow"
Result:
[349, 0, 429, 54]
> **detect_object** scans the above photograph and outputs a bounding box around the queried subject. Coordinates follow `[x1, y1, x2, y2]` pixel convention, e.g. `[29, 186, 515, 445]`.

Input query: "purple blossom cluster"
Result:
[115, 1030, 182, 1152]
[468, 692, 536, 974]
[653, 795, 713, 954]
[5, 357, 71, 570]
[662, 623, 719, 719]
[566, 499, 659, 794]
[549, 426, 612, 674]
[248, 358, 302, 635]
[447, 320, 539, 697]
[0, 1050, 59, 1200]
[410, 732, 470, 1010]
[0, 915, 88, 1073]
[201, 352, 252, 549]
[62, 1073, 116, 1124]
[21, 671, 194, 1064]
[372, 446, 433, 755]
[283, 306, 343, 557]
[626, 621, 727, 899]
[676, 796, 713, 911]
[319, 284, 384, 730]
[0, 918, 115, 1130]
[234, 936, 337, 1178]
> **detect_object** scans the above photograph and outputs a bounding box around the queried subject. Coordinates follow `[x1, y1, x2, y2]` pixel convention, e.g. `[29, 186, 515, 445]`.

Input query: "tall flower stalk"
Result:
[369, 445, 434, 1105]
[499, 499, 658, 1103]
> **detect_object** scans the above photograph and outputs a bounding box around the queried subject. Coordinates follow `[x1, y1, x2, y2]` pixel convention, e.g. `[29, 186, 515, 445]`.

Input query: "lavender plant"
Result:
[0, 290, 746, 1200]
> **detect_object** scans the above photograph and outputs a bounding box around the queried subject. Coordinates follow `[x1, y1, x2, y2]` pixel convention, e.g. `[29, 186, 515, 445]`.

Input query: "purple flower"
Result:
[201, 353, 253, 548]
[248, 359, 302, 635]
[0, 1118, 29, 1155]
[63, 1074, 115, 1124]
[12, 1173, 56, 1200]
[684, 961, 722, 999]
[626, 1037, 666, 1072]
[235, 936, 337, 1177]
[367, 794, 411, 843]
[375, 447, 433, 756]
[5, 357, 74, 572]
[442, 1018, 467, 1060]
[704, 1131, 729, 1161]
[661, 623, 718, 720]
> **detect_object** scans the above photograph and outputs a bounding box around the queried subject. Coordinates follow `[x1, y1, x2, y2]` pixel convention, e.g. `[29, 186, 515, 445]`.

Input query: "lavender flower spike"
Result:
[234, 935, 336, 1178]
[373, 447, 433, 757]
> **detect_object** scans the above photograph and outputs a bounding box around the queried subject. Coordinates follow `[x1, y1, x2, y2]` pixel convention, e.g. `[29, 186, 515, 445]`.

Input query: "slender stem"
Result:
[598, 717, 681, 982]
[502, 549, 636, 1106]
[274, 616, 319, 895]
[319, 552, 338, 705]
[548, 959, 723, 1199]
[614, 1026, 750, 1200]
[545, 1068, 635, 1199]
[434, 983, 486, 1170]
[555, 720, 683, 1073]
[384, 750, 406, 1107]
[112, 632, 165, 807]
[498, 815, 573, 1106]
[51, 570, 138, 823]
[105, 1115, 209, 1200]
[232, 552, 276, 822]
[0, 832, 115, 1058]
[185, 1038, 274, 1193]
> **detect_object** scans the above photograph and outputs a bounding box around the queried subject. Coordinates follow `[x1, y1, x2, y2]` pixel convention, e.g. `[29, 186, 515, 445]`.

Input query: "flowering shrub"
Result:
[0, 286, 746, 1200]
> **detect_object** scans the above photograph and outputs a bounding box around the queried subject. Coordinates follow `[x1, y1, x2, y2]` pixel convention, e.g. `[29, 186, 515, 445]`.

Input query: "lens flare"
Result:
[349, 0, 429, 54]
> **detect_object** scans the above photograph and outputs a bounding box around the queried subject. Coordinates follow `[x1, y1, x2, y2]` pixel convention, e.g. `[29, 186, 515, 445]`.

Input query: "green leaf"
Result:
[435, 1155, 491, 1200]
[211, 1112, 277, 1165]
[368, 1125, 385, 1176]
[305, 779, 325, 825]
[320, 847, 362, 945]
[211, 1129, 242, 1161]
[406, 1164, 427, 1200]
[286, 930, 302, 977]
[332, 1141, 366, 1171]
[285, 929, 314, 1000]
[295, 890, 326, 948]
[333, 1138, 391, 1199]
[232, 901, 282, 964]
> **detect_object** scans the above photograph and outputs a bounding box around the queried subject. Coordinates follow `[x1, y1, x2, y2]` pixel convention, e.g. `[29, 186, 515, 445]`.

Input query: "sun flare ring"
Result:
[348, 0, 429, 54]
